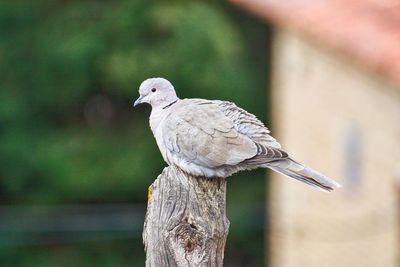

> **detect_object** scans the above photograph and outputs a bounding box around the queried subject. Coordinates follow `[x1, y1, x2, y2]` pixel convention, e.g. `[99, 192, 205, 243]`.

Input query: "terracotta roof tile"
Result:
[230, 0, 400, 85]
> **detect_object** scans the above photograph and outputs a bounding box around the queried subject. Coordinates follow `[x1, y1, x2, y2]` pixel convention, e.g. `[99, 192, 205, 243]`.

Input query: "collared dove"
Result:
[134, 77, 340, 192]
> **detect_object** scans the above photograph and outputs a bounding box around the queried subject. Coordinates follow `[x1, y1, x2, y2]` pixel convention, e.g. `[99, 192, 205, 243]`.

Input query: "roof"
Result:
[230, 0, 400, 85]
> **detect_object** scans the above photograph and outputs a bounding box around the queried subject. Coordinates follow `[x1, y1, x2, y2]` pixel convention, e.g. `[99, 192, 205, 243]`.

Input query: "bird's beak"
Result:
[133, 95, 144, 107]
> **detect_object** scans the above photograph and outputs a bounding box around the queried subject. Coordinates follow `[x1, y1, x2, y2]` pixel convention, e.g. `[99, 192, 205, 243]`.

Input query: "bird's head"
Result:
[134, 77, 178, 109]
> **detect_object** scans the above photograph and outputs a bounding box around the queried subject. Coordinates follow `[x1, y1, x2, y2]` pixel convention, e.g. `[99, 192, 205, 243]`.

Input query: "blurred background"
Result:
[2, 0, 400, 267]
[230, 0, 400, 267]
[0, 1, 269, 266]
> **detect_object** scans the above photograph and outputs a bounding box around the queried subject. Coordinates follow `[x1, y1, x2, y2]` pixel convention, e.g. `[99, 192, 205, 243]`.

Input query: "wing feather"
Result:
[162, 98, 287, 169]
[162, 99, 257, 168]
[216, 101, 281, 149]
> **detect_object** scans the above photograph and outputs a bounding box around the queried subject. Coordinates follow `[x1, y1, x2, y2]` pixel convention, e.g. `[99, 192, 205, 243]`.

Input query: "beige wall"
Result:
[268, 29, 400, 267]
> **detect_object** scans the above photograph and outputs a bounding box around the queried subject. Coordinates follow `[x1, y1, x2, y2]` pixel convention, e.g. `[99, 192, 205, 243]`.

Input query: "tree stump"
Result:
[143, 166, 230, 267]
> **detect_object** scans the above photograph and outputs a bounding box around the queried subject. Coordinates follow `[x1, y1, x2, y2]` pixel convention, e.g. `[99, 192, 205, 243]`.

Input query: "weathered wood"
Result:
[143, 166, 230, 267]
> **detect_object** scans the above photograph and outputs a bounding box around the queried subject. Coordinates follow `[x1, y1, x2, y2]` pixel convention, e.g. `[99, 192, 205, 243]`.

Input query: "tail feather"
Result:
[267, 158, 341, 192]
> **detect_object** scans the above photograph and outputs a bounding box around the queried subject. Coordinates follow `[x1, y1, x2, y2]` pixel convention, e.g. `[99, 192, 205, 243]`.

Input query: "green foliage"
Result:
[0, 0, 267, 266]
[0, 0, 263, 203]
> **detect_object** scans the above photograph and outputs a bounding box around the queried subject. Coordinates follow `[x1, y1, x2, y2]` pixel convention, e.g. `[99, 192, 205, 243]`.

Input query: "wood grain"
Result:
[143, 166, 229, 267]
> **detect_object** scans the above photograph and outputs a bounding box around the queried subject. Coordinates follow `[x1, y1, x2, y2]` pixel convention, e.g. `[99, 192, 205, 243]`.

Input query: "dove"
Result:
[134, 77, 341, 192]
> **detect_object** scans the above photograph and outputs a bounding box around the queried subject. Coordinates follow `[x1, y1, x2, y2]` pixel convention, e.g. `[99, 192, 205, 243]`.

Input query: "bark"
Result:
[143, 166, 229, 267]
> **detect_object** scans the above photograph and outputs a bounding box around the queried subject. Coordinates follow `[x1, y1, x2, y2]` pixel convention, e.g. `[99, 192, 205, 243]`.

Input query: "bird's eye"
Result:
[151, 88, 156, 92]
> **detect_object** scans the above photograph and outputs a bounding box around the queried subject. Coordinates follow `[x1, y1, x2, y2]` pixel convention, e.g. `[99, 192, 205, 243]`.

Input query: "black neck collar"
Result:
[162, 99, 178, 110]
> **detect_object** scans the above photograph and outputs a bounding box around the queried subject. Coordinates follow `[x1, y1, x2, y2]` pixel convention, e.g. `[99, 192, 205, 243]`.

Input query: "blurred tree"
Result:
[0, 0, 267, 266]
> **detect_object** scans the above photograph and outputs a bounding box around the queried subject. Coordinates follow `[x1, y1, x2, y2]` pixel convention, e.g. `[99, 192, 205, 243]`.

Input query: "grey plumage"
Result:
[134, 77, 341, 192]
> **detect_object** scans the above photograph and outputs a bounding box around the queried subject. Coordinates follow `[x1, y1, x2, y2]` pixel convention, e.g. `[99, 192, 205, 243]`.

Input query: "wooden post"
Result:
[143, 165, 230, 267]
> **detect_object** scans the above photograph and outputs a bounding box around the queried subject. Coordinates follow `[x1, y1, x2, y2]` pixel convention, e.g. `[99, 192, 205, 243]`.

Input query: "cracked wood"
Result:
[143, 166, 230, 267]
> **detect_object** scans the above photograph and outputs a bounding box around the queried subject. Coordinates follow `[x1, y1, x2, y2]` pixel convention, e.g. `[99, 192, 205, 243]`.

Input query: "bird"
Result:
[134, 77, 341, 192]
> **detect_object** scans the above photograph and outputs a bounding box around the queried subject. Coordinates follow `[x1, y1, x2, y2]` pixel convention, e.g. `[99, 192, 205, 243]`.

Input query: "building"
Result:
[231, 0, 400, 266]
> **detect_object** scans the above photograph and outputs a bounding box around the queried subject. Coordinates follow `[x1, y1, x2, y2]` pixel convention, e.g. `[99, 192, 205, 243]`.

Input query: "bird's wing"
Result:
[216, 100, 282, 148]
[215, 100, 289, 165]
[162, 99, 258, 168]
